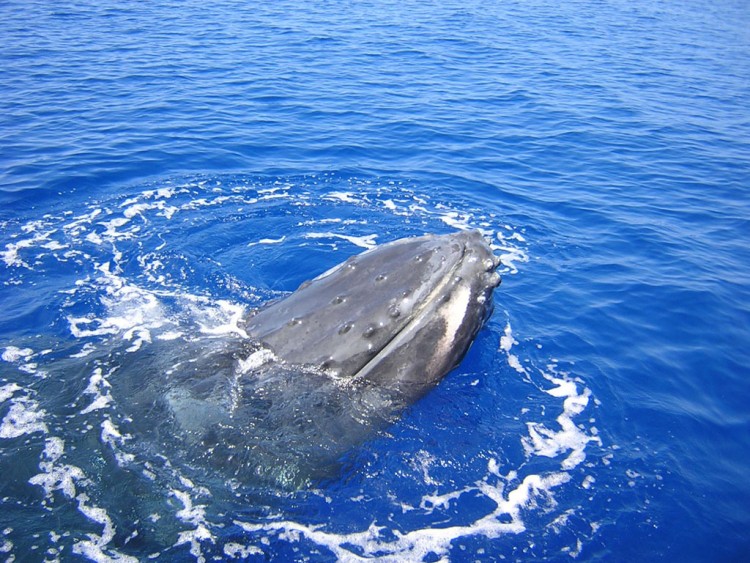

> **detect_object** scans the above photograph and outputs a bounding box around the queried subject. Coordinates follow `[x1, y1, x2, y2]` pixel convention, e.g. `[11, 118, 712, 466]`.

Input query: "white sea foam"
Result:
[71, 343, 97, 358]
[234, 467, 569, 561]
[247, 235, 286, 247]
[224, 542, 263, 558]
[0, 395, 48, 439]
[194, 299, 248, 338]
[80, 366, 115, 414]
[62, 250, 253, 354]
[0, 383, 22, 403]
[101, 419, 135, 466]
[63, 208, 103, 238]
[256, 186, 285, 195]
[419, 488, 465, 513]
[99, 216, 138, 241]
[67, 266, 170, 342]
[156, 330, 183, 341]
[171, 488, 214, 562]
[324, 191, 360, 203]
[29, 437, 85, 499]
[492, 229, 529, 275]
[437, 209, 473, 231]
[29, 437, 134, 561]
[140, 186, 181, 200]
[500, 323, 599, 471]
[305, 231, 378, 249]
[523, 370, 599, 471]
[1, 227, 57, 268]
[2, 346, 34, 363]
[500, 324, 530, 377]
[297, 218, 343, 226]
[86, 231, 103, 245]
[41, 239, 68, 251]
[0, 536, 12, 557]
[72, 492, 137, 563]
[122, 200, 178, 221]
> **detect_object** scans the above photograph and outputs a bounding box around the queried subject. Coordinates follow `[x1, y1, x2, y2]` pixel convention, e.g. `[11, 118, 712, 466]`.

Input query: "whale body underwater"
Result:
[121, 230, 501, 488]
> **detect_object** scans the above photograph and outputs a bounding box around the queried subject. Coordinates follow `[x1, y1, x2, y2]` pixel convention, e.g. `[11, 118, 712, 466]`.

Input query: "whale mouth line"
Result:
[349, 239, 470, 385]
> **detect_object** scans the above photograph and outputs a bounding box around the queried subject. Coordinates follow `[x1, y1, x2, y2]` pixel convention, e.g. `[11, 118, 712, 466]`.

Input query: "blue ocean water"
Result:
[2, 0, 749, 560]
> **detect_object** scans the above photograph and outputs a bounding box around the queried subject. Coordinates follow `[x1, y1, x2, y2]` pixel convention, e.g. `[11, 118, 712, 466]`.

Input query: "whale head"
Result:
[245, 230, 501, 403]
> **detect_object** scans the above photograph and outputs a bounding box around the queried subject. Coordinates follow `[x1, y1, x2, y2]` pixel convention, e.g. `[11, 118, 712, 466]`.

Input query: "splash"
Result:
[0, 175, 583, 561]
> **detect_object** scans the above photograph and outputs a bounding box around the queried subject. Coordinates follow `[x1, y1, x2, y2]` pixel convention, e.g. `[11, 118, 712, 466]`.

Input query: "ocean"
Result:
[1, 0, 749, 561]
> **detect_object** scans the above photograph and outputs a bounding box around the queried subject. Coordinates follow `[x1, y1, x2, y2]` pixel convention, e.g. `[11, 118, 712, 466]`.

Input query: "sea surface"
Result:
[2, 0, 749, 561]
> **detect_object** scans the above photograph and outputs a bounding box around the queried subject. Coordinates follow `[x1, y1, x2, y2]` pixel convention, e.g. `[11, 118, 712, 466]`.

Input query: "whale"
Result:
[244, 229, 501, 405]
[121, 230, 501, 488]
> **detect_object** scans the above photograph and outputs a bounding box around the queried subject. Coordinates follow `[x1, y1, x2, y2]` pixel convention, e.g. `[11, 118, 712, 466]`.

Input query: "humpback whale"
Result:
[129, 231, 501, 488]
[245, 229, 501, 405]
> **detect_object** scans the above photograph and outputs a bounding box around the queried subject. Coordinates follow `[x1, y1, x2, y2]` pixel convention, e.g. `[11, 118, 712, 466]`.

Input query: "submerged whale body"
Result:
[130, 231, 501, 488]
